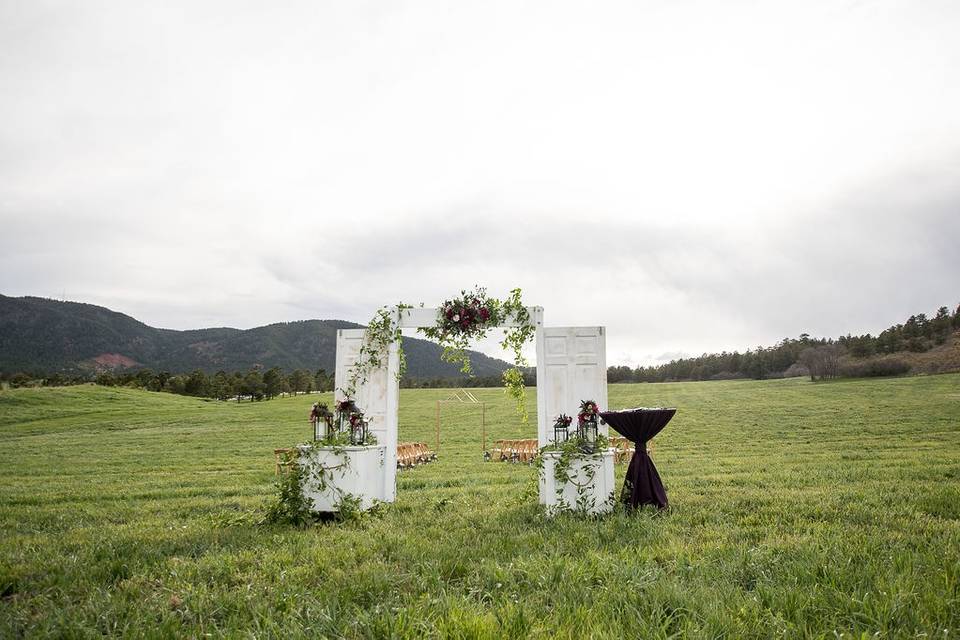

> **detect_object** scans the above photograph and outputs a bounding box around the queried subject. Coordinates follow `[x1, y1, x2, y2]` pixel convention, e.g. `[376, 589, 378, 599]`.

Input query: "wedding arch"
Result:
[333, 295, 609, 506]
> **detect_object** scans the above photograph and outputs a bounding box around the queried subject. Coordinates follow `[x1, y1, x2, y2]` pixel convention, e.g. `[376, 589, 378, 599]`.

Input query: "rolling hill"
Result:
[0, 295, 512, 377]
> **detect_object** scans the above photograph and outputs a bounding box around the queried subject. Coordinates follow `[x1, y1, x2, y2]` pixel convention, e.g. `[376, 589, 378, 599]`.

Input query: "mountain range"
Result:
[0, 295, 512, 378]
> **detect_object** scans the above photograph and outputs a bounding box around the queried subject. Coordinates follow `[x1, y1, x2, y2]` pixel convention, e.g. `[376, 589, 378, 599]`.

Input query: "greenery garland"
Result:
[538, 433, 613, 514]
[346, 287, 536, 421]
[265, 440, 378, 525]
[344, 303, 412, 398]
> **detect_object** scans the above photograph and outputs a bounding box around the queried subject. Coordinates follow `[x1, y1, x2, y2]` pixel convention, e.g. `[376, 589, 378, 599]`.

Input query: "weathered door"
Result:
[536, 326, 608, 445]
[334, 329, 398, 501]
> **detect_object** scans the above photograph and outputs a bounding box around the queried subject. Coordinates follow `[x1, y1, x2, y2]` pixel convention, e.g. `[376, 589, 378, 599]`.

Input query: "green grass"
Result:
[1, 376, 959, 638]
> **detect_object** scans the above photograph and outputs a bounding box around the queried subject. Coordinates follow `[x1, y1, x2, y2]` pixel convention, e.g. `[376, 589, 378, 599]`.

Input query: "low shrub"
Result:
[840, 357, 911, 378]
[783, 363, 810, 378]
[710, 371, 747, 381]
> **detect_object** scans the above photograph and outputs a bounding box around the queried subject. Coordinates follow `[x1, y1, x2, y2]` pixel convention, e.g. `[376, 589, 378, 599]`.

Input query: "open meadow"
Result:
[1, 375, 959, 638]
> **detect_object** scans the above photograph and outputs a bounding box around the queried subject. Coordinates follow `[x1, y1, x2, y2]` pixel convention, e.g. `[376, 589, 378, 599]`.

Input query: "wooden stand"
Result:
[298, 444, 388, 513]
[539, 449, 615, 515]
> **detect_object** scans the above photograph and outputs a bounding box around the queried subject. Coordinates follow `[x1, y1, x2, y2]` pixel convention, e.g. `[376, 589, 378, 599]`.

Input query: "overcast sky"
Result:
[1, 0, 958, 366]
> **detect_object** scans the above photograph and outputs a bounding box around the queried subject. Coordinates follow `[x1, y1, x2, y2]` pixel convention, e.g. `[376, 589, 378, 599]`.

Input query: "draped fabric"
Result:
[599, 408, 676, 509]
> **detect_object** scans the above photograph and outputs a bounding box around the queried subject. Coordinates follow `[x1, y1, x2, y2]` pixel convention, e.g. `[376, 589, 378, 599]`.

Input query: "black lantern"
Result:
[335, 398, 356, 434]
[579, 415, 598, 453]
[314, 403, 333, 441]
[349, 412, 367, 445]
[578, 400, 600, 453]
[553, 414, 572, 444]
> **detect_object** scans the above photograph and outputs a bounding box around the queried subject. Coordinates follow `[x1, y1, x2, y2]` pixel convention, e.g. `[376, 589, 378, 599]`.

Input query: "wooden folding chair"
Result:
[508, 440, 521, 463]
[419, 442, 437, 462]
[522, 439, 537, 464]
[274, 448, 296, 475]
[397, 443, 414, 469]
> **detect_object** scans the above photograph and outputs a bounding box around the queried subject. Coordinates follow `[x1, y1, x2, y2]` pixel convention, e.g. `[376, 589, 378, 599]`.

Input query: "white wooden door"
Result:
[335, 329, 397, 501]
[536, 326, 608, 446]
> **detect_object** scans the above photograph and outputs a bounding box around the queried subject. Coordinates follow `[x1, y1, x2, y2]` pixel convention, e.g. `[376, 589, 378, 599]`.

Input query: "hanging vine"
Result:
[344, 303, 412, 398]
[538, 432, 612, 515]
[344, 287, 536, 422]
[264, 442, 377, 526]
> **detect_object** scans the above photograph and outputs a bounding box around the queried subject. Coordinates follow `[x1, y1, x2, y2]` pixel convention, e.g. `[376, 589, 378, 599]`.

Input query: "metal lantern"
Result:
[553, 414, 571, 444]
[314, 404, 333, 441]
[349, 414, 368, 445]
[579, 415, 598, 453]
[336, 399, 355, 434]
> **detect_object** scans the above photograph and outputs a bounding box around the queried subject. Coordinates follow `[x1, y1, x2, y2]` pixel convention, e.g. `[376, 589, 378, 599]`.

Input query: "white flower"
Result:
[452, 314, 460, 321]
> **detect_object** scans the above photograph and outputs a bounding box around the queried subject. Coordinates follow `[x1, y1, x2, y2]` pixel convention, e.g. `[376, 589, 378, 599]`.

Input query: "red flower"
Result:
[479, 307, 490, 321]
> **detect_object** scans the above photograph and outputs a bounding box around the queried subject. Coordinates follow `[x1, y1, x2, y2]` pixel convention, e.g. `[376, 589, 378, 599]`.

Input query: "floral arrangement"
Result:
[346, 287, 536, 422]
[554, 414, 573, 428]
[437, 291, 495, 337]
[335, 398, 357, 415]
[421, 287, 535, 421]
[578, 400, 600, 425]
[421, 287, 512, 375]
[347, 411, 365, 429]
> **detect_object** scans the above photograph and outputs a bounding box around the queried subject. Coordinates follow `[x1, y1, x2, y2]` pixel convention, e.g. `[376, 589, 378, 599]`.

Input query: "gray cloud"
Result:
[1, 1, 959, 365]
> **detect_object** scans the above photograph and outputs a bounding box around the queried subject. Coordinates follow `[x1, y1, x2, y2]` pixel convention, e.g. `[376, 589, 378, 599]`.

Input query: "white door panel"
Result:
[335, 329, 397, 501]
[537, 326, 608, 446]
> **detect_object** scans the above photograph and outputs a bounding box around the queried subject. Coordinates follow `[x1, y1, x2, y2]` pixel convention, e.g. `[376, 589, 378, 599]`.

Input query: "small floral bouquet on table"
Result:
[553, 413, 573, 443]
[577, 400, 600, 424]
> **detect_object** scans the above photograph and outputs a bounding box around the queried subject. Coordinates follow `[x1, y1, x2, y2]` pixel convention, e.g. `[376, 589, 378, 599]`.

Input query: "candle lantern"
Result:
[580, 415, 598, 453]
[335, 398, 356, 434]
[349, 412, 367, 445]
[314, 403, 333, 441]
[578, 400, 600, 453]
[553, 414, 572, 444]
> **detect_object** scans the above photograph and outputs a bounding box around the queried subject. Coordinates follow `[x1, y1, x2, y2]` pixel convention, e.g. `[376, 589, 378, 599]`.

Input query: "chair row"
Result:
[485, 437, 645, 466]
[488, 439, 539, 464]
[397, 442, 437, 469]
[274, 443, 438, 475]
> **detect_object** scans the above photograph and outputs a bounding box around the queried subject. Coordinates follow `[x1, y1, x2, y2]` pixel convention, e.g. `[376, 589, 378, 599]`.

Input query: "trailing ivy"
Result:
[346, 288, 536, 422]
[264, 440, 379, 526]
[263, 452, 313, 526]
[345, 303, 412, 397]
[538, 434, 612, 515]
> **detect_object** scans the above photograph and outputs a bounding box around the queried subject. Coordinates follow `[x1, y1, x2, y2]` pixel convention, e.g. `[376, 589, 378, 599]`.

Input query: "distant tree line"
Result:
[607, 304, 960, 383]
[3, 304, 957, 391]
[1, 366, 336, 400]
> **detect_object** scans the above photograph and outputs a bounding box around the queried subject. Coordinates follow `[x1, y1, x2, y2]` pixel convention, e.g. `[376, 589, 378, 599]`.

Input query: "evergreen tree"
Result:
[263, 367, 285, 399]
[241, 370, 265, 401]
[184, 370, 210, 396]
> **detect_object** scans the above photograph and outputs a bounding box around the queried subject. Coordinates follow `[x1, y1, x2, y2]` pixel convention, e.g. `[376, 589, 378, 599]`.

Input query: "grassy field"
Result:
[1, 376, 958, 638]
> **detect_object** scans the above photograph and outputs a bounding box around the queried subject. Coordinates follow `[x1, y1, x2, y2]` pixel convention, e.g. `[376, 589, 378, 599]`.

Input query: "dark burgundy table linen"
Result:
[600, 408, 676, 509]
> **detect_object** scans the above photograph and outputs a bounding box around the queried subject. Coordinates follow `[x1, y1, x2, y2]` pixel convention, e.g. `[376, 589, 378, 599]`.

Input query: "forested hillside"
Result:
[608, 303, 960, 383]
[0, 295, 510, 378]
